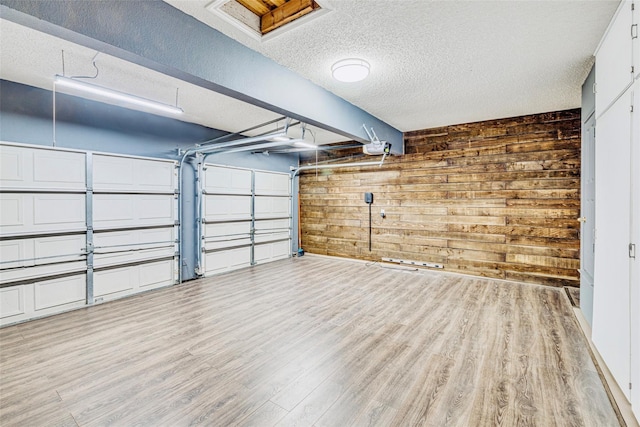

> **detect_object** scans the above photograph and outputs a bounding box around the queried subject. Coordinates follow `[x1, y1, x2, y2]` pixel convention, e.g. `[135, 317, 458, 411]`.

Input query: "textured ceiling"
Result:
[0, 19, 347, 145]
[167, 0, 620, 131]
[1, 1, 621, 142]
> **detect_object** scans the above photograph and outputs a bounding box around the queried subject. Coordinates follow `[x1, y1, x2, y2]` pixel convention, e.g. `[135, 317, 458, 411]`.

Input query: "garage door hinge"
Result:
[630, 243, 636, 259]
[633, 24, 638, 39]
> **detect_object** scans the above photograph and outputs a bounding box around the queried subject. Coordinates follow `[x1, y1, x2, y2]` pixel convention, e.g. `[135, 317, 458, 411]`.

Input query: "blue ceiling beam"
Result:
[0, 0, 403, 153]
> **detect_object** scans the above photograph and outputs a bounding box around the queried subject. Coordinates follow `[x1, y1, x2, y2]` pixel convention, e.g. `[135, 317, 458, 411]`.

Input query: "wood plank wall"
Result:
[299, 109, 581, 287]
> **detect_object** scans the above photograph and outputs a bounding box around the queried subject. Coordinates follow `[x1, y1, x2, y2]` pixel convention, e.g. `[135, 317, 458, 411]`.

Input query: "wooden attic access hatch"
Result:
[207, 0, 327, 40]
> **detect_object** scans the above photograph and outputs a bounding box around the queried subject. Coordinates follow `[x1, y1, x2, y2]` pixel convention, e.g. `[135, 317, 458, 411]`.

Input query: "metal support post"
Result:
[85, 152, 94, 304]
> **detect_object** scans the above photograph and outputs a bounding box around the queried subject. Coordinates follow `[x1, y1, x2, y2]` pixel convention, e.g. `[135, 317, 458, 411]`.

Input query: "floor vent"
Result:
[382, 257, 444, 269]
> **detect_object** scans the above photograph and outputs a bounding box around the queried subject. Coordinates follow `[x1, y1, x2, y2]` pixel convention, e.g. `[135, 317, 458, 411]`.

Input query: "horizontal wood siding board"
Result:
[300, 109, 581, 287]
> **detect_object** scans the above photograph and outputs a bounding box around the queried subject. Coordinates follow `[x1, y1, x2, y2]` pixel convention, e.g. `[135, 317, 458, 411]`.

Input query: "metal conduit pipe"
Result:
[291, 158, 386, 176]
[195, 131, 288, 154]
[256, 143, 364, 155]
[204, 140, 305, 157]
[195, 155, 204, 276]
[198, 116, 287, 146]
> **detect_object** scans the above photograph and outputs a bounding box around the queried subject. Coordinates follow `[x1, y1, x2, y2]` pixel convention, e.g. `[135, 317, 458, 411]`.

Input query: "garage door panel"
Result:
[255, 196, 290, 218]
[34, 275, 85, 311]
[0, 194, 86, 235]
[0, 148, 23, 182]
[204, 247, 251, 275]
[0, 261, 86, 285]
[204, 195, 251, 221]
[93, 194, 175, 229]
[0, 286, 25, 319]
[0, 240, 30, 269]
[0, 195, 24, 228]
[255, 171, 289, 196]
[137, 197, 174, 221]
[1, 235, 85, 270]
[204, 221, 251, 238]
[94, 228, 174, 251]
[94, 260, 175, 300]
[255, 232, 289, 244]
[34, 195, 86, 226]
[34, 235, 86, 264]
[139, 260, 174, 289]
[203, 165, 252, 194]
[204, 239, 252, 250]
[94, 267, 134, 297]
[33, 151, 86, 188]
[255, 218, 290, 231]
[255, 216, 290, 244]
[0, 144, 85, 190]
[94, 156, 133, 186]
[204, 221, 251, 250]
[94, 248, 174, 268]
[255, 241, 290, 264]
[93, 155, 176, 193]
[93, 226, 175, 267]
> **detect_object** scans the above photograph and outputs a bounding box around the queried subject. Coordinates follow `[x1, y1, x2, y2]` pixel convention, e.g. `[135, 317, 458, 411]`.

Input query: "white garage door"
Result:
[0, 143, 178, 326]
[201, 164, 291, 276]
[1, 144, 88, 325]
[91, 153, 178, 302]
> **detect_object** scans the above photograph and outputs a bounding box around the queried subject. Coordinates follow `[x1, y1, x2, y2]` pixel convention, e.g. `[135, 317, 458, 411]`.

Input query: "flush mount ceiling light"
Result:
[331, 58, 370, 83]
[54, 75, 184, 115]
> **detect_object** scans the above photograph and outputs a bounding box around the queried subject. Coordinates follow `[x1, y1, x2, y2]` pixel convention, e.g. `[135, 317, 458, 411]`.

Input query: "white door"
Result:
[592, 89, 633, 400]
[580, 115, 596, 325]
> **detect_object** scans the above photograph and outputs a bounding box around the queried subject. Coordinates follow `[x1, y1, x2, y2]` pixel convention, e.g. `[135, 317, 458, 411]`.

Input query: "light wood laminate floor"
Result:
[0, 256, 619, 426]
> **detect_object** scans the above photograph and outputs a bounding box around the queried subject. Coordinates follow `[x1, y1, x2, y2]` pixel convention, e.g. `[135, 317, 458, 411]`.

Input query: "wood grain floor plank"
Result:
[350, 399, 399, 427]
[0, 256, 619, 426]
[274, 379, 345, 427]
[234, 400, 288, 427]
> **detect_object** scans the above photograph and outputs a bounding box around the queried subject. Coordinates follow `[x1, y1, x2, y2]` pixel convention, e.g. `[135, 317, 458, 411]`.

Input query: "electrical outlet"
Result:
[380, 209, 386, 218]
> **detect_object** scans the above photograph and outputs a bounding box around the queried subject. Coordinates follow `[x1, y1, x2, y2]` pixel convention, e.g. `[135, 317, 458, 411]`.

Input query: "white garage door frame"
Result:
[199, 163, 292, 276]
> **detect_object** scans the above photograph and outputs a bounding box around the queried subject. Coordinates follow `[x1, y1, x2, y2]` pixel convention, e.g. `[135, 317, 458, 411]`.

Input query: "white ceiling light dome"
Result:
[331, 58, 370, 83]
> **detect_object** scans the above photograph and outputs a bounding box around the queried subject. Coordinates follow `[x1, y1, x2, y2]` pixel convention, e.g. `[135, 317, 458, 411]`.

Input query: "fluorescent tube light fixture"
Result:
[54, 75, 183, 115]
[269, 135, 293, 142]
[332, 58, 370, 82]
[294, 141, 318, 149]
